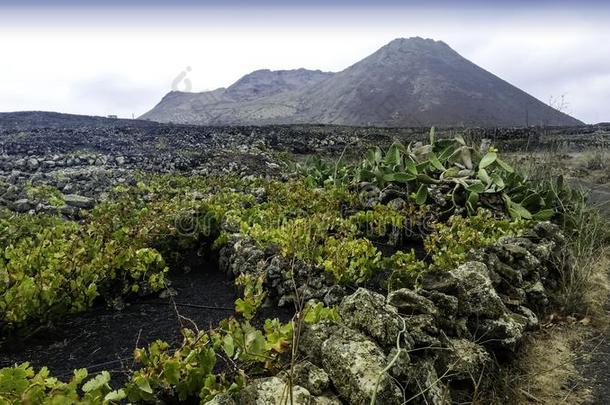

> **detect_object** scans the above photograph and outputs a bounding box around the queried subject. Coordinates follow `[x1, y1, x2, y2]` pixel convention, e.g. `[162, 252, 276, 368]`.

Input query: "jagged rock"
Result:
[323, 285, 346, 306]
[236, 377, 313, 405]
[531, 222, 566, 246]
[436, 339, 490, 381]
[388, 288, 438, 316]
[284, 360, 330, 396]
[64, 194, 94, 209]
[420, 270, 459, 294]
[403, 314, 441, 347]
[471, 314, 525, 349]
[12, 198, 31, 213]
[203, 394, 236, 405]
[419, 289, 463, 335]
[492, 260, 523, 286]
[358, 183, 381, 208]
[299, 321, 338, 362]
[387, 197, 407, 211]
[321, 326, 403, 405]
[59, 205, 77, 217]
[449, 262, 507, 319]
[386, 347, 411, 379]
[2, 185, 20, 201]
[524, 280, 548, 308]
[339, 288, 413, 348]
[404, 359, 451, 405]
[27, 158, 39, 170]
[511, 305, 539, 330]
[379, 185, 409, 204]
[310, 396, 342, 405]
[419, 290, 458, 319]
[219, 236, 266, 278]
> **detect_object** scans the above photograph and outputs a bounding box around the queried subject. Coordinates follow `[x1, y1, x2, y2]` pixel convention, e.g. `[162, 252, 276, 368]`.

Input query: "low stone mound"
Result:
[214, 222, 567, 404]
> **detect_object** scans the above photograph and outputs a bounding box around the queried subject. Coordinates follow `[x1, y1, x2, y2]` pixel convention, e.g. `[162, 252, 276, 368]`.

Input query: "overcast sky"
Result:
[1, 1, 609, 123]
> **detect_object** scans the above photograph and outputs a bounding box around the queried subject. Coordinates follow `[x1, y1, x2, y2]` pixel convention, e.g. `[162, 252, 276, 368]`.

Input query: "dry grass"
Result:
[510, 325, 592, 404]
[578, 250, 610, 325]
[484, 250, 610, 405]
[467, 147, 610, 404]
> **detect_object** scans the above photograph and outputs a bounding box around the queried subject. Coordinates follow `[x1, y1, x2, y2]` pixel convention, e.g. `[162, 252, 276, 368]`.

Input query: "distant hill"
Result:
[142, 69, 333, 125]
[0, 111, 159, 131]
[141, 37, 583, 127]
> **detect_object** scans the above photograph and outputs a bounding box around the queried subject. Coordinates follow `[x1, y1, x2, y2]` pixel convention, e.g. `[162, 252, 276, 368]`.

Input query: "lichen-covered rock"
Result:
[436, 339, 490, 381]
[386, 347, 411, 379]
[321, 326, 403, 405]
[323, 285, 347, 306]
[339, 288, 413, 349]
[491, 260, 523, 286]
[524, 280, 549, 309]
[388, 288, 438, 316]
[236, 377, 312, 405]
[403, 314, 441, 347]
[64, 193, 94, 209]
[449, 262, 507, 319]
[404, 359, 451, 405]
[420, 270, 459, 295]
[264, 254, 337, 306]
[288, 360, 330, 396]
[471, 314, 525, 349]
[203, 393, 237, 405]
[299, 321, 339, 363]
[12, 198, 31, 212]
[531, 222, 566, 247]
[419, 290, 458, 324]
[512, 305, 539, 329]
[310, 396, 342, 405]
[218, 235, 266, 278]
[358, 183, 381, 209]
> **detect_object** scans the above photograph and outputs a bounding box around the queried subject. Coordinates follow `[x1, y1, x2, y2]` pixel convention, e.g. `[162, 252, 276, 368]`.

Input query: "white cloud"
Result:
[0, 4, 608, 123]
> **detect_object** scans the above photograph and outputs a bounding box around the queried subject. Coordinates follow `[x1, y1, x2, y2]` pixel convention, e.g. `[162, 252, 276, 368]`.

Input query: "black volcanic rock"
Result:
[0, 111, 160, 131]
[141, 37, 583, 127]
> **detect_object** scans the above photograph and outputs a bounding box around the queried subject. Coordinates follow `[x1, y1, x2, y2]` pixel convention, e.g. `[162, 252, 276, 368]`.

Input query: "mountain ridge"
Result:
[140, 37, 583, 127]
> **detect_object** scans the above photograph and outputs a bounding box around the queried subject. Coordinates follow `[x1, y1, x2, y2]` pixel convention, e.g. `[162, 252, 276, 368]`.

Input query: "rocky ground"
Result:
[1, 117, 609, 403]
[1, 118, 608, 218]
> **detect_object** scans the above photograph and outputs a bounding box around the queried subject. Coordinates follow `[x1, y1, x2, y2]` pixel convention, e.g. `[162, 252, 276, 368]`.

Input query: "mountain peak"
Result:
[384, 37, 451, 50]
[141, 38, 583, 127]
[373, 37, 457, 61]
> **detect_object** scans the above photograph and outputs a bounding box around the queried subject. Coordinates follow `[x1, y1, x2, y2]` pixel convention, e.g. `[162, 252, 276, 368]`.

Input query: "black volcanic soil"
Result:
[0, 256, 292, 385]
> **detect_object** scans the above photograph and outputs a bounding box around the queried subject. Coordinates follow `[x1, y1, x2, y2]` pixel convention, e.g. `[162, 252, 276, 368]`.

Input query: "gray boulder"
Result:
[27, 158, 39, 171]
[321, 327, 403, 405]
[403, 314, 440, 347]
[472, 314, 525, 349]
[436, 339, 490, 381]
[64, 194, 94, 209]
[287, 360, 330, 396]
[388, 288, 438, 316]
[299, 321, 338, 362]
[12, 199, 31, 213]
[339, 288, 413, 348]
[449, 262, 506, 319]
[404, 359, 450, 405]
[203, 394, 236, 405]
[236, 377, 313, 405]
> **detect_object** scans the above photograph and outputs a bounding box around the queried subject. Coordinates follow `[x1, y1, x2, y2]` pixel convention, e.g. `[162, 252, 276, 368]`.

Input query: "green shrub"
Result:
[25, 183, 65, 207]
[424, 209, 530, 269]
[0, 213, 168, 327]
[0, 363, 124, 404]
[384, 249, 427, 290]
